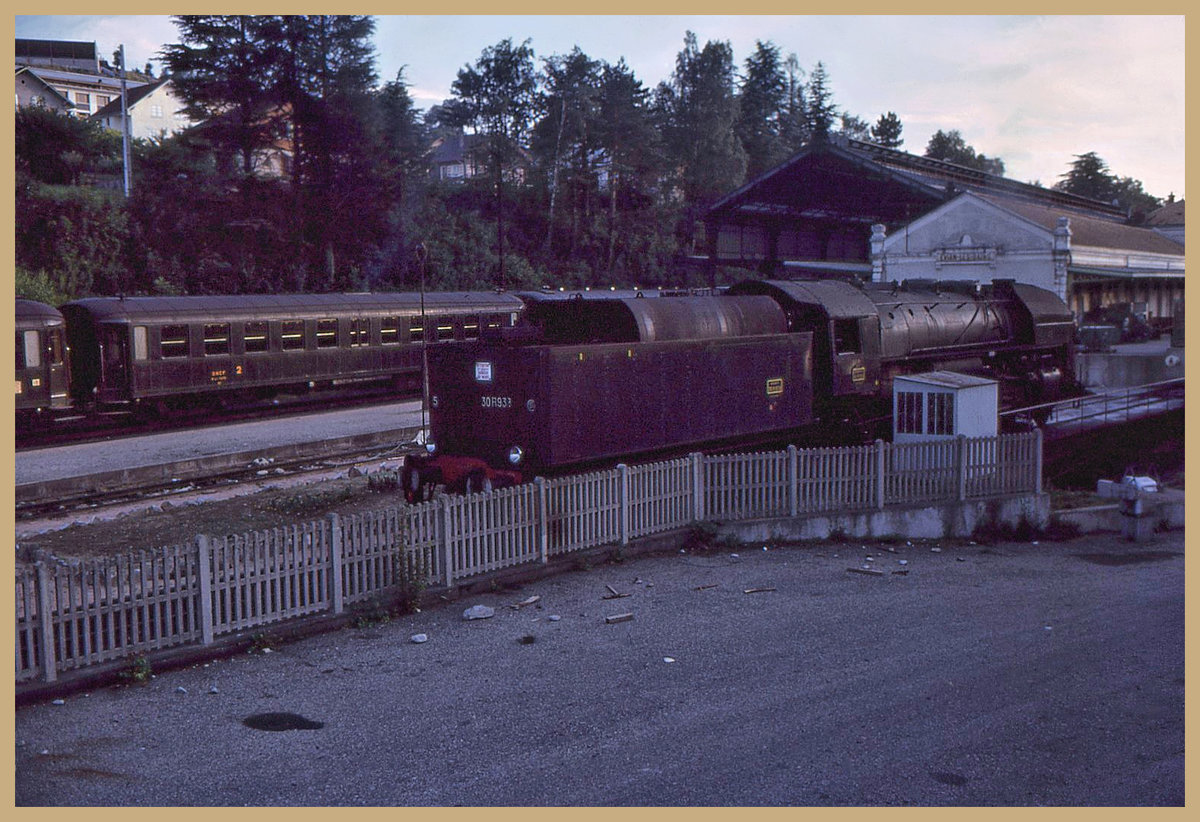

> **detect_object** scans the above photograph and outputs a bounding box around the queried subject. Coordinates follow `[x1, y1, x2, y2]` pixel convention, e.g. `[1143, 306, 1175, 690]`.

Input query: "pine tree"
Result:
[870, 112, 904, 148]
[804, 61, 838, 140]
[736, 40, 789, 178]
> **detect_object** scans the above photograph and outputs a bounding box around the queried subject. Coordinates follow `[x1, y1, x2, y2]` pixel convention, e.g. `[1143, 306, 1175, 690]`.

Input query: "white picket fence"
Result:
[15, 431, 1041, 684]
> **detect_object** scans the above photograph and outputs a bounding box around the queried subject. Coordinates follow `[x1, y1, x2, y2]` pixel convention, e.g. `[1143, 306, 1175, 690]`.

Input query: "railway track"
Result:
[15, 436, 424, 536]
[16, 387, 418, 451]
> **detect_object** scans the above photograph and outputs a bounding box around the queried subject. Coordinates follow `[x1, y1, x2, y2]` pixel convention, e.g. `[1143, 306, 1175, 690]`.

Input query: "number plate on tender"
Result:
[475, 361, 493, 382]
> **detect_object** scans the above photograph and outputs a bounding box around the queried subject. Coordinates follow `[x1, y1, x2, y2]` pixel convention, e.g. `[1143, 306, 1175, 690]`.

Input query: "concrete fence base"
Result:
[716, 493, 1051, 545]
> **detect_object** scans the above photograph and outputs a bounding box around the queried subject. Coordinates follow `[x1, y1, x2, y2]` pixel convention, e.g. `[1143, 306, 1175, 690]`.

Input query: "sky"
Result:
[13, 13, 1187, 199]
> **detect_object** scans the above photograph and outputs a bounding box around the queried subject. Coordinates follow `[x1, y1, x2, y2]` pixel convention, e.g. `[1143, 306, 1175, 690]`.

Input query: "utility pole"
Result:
[119, 44, 132, 197]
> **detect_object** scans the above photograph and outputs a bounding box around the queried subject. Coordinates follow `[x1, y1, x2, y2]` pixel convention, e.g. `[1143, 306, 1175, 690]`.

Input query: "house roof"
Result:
[705, 135, 1128, 227]
[975, 192, 1185, 256]
[91, 78, 171, 119]
[16, 38, 96, 63]
[1145, 199, 1184, 227]
[14, 67, 73, 107]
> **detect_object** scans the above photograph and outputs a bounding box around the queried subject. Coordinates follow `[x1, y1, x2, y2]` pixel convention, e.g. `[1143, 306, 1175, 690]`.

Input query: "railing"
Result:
[1003, 378, 1184, 437]
[16, 431, 1042, 684]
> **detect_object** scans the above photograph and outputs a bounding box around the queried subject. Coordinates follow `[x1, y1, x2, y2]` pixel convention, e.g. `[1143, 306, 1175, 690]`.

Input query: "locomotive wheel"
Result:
[464, 470, 493, 496]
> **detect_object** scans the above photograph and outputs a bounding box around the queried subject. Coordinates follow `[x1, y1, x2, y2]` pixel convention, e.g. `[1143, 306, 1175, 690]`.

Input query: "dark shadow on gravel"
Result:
[243, 712, 324, 731]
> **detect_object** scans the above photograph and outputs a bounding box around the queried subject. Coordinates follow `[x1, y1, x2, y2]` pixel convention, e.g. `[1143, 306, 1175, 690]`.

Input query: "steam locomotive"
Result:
[402, 278, 1077, 500]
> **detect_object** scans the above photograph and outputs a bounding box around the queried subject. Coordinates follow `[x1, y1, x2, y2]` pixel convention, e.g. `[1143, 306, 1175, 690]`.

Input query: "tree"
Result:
[736, 40, 789, 178]
[656, 31, 747, 209]
[870, 111, 904, 148]
[924, 129, 1005, 176]
[534, 47, 602, 257]
[595, 58, 670, 280]
[1053, 151, 1161, 216]
[804, 61, 838, 140]
[16, 106, 119, 185]
[162, 15, 281, 177]
[837, 113, 871, 141]
[440, 38, 541, 288]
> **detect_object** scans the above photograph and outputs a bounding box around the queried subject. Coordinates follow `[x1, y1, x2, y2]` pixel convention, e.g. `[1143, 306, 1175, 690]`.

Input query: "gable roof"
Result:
[91, 78, 172, 119]
[14, 67, 73, 108]
[705, 135, 1129, 227]
[1145, 199, 1184, 227]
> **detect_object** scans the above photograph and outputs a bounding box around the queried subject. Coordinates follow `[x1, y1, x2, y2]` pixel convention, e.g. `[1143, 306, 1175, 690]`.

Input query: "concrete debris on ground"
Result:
[410, 634, 428, 643]
[463, 605, 495, 621]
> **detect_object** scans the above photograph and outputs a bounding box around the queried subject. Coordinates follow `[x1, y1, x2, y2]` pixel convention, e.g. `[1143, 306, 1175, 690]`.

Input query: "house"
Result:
[14, 66, 74, 114]
[1145, 199, 1185, 247]
[702, 135, 1184, 324]
[91, 78, 194, 141]
[16, 38, 153, 118]
[429, 131, 530, 185]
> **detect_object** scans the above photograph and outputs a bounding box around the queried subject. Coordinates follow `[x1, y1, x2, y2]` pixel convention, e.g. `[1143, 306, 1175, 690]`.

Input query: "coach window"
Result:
[350, 318, 370, 347]
[409, 317, 424, 343]
[435, 316, 454, 342]
[21, 330, 39, 368]
[282, 320, 305, 351]
[244, 321, 269, 353]
[204, 323, 231, 356]
[485, 314, 504, 332]
[833, 319, 861, 354]
[463, 315, 480, 339]
[161, 325, 189, 358]
[381, 316, 400, 344]
[48, 329, 65, 365]
[133, 326, 148, 361]
[317, 318, 338, 348]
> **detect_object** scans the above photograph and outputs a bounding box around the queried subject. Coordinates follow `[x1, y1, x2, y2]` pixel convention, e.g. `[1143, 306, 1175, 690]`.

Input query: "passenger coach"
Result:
[59, 292, 525, 414]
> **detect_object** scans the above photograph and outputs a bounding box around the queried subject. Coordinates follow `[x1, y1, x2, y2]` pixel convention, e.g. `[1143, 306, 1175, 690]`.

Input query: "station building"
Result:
[701, 136, 1184, 326]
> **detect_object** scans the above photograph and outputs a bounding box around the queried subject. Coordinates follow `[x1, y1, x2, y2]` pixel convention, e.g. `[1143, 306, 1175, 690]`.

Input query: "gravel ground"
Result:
[14, 528, 1185, 807]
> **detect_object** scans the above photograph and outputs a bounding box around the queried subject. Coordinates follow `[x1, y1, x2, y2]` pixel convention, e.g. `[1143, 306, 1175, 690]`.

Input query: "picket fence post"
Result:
[617, 464, 630, 545]
[328, 513, 344, 615]
[786, 445, 799, 517]
[35, 562, 56, 683]
[440, 495, 454, 587]
[196, 535, 214, 646]
[875, 440, 886, 510]
[957, 435, 969, 502]
[535, 477, 549, 564]
[1034, 428, 1044, 495]
[691, 452, 705, 522]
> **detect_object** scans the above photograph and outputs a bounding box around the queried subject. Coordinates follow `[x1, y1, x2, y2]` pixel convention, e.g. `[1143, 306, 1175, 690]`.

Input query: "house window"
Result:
[244, 321, 269, 353]
[204, 323, 230, 356]
[896, 391, 923, 435]
[161, 325, 189, 358]
[927, 393, 954, 436]
[316, 319, 338, 348]
[150, 104, 163, 118]
[380, 316, 400, 344]
[74, 91, 89, 106]
[281, 320, 305, 351]
[97, 95, 111, 107]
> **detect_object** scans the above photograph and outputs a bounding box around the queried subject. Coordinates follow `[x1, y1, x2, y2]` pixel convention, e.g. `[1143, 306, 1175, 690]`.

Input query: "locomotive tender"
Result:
[403, 277, 1077, 500]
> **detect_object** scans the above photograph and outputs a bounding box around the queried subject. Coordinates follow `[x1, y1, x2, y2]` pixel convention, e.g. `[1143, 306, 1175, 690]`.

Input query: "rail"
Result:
[16, 431, 1042, 685]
